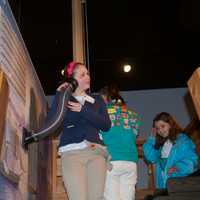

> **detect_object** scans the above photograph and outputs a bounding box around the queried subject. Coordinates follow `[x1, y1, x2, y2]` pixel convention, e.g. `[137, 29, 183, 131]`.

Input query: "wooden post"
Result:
[136, 139, 155, 200]
[48, 1, 88, 199]
[188, 67, 200, 120]
[0, 71, 8, 154]
[72, 0, 86, 63]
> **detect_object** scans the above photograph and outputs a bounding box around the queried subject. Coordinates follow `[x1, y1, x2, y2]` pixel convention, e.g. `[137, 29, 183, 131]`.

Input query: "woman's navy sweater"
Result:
[47, 92, 111, 147]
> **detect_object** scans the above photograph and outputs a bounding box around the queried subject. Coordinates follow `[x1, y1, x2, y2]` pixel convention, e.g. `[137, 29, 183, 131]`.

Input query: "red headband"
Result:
[64, 61, 77, 78]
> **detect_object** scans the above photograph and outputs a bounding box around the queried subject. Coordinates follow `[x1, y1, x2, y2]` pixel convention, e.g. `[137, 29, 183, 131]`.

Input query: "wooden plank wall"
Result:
[0, 2, 48, 199]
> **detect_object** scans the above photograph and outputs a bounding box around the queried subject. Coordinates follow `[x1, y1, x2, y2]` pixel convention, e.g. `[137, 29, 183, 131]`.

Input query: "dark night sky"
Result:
[8, 0, 200, 95]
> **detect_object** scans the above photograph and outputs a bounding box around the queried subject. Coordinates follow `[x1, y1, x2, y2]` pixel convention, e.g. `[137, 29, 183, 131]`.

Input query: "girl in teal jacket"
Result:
[143, 112, 198, 189]
[100, 85, 141, 200]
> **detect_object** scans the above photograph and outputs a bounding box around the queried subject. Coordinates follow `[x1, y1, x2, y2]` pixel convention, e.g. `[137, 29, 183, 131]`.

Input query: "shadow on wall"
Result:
[28, 88, 50, 199]
[28, 88, 38, 197]
[0, 71, 21, 199]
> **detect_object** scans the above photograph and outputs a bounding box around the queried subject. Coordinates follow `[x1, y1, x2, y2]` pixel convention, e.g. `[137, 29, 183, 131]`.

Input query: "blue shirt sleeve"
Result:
[143, 136, 161, 163]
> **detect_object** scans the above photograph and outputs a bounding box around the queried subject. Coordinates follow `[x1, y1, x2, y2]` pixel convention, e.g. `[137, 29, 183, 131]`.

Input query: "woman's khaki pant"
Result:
[61, 147, 107, 200]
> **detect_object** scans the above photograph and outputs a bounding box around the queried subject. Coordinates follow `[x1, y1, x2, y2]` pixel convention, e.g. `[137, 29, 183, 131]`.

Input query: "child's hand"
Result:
[57, 82, 69, 91]
[67, 101, 82, 112]
[151, 127, 157, 136]
[168, 167, 177, 176]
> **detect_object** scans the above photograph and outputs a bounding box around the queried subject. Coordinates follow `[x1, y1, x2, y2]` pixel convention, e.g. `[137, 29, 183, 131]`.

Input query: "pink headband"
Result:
[65, 61, 77, 78]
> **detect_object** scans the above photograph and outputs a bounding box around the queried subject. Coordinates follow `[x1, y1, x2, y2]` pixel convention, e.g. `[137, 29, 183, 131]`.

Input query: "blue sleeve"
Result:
[143, 136, 160, 163]
[169, 137, 198, 177]
[45, 91, 61, 123]
[80, 95, 111, 131]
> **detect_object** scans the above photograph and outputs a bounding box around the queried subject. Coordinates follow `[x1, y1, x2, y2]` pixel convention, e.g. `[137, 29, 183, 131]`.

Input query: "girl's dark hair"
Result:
[153, 112, 183, 147]
[99, 84, 125, 105]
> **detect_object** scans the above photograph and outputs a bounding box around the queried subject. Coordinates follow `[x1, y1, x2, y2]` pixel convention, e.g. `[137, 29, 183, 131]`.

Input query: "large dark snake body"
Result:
[22, 79, 78, 150]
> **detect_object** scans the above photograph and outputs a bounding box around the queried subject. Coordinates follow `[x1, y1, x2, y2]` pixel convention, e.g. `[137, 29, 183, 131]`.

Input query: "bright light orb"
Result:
[61, 69, 65, 76]
[123, 64, 131, 72]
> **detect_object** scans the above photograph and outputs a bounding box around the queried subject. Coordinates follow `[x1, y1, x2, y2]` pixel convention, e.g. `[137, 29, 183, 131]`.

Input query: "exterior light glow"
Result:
[61, 69, 65, 76]
[123, 64, 131, 72]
